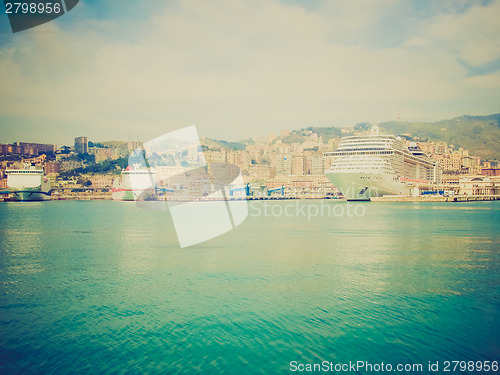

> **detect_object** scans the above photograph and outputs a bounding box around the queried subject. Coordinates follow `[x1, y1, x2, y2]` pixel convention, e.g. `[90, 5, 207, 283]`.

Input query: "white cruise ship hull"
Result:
[325, 171, 408, 200]
[10, 189, 51, 201]
[111, 188, 155, 201]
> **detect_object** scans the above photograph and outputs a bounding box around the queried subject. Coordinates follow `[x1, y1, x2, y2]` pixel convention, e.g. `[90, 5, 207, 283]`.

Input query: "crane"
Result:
[266, 186, 285, 196]
[155, 186, 175, 195]
[229, 183, 250, 197]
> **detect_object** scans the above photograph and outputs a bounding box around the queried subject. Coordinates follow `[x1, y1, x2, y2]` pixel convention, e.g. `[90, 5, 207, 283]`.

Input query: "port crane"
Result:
[266, 186, 285, 196]
[229, 183, 250, 197]
[155, 186, 175, 194]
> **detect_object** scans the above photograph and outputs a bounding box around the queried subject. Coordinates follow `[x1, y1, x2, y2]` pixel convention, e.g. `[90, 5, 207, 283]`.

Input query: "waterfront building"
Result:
[459, 176, 500, 195]
[248, 165, 272, 180]
[265, 175, 290, 188]
[154, 166, 188, 187]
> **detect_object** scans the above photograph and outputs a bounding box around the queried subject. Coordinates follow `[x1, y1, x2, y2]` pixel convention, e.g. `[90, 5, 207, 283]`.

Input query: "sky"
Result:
[0, 0, 499, 146]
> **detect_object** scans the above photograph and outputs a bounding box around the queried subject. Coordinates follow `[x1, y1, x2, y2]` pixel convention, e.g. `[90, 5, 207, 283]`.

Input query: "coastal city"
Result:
[1, 124, 499, 201]
[2, 0, 499, 372]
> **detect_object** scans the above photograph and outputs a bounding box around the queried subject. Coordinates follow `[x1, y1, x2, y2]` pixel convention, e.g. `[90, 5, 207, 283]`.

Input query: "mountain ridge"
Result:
[204, 114, 500, 161]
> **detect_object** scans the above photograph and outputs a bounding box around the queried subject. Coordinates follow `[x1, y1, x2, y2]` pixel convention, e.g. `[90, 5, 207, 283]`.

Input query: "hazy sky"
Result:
[1, 0, 499, 146]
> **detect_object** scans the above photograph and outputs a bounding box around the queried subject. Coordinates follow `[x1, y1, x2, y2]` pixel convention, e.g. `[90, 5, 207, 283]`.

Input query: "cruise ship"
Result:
[324, 127, 440, 200]
[112, 167, 157, 201]
[5, 164, 52, 201]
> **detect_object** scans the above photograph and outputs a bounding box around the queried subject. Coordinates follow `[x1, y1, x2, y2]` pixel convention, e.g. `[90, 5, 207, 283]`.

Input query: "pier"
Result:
[370, 195, 500, 202]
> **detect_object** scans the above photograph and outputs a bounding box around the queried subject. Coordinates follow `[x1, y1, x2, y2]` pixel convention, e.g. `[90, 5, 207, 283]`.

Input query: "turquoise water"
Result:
[0, 200, 499, 374]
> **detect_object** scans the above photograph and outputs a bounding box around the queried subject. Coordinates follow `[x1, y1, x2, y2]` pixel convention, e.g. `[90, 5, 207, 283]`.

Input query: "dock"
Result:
[371, 195, 500, 202]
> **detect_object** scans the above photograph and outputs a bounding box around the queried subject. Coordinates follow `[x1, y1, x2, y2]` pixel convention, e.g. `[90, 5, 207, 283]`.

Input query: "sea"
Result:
[0, 200, 499, 374]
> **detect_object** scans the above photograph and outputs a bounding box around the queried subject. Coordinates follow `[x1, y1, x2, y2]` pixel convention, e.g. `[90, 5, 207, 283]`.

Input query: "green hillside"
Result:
[379, 114, 500, 161]
[281, 126, 346, 144]
[201, 137, 247, 151]
[203, 114, 500, 161]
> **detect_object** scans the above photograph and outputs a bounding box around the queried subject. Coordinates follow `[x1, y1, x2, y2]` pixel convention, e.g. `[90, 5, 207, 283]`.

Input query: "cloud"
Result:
[418, 0, 500, 66]
[0, 0, 499, 144]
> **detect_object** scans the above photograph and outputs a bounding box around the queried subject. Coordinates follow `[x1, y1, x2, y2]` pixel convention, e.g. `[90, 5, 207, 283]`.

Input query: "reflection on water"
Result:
[0, 200, 499, 374]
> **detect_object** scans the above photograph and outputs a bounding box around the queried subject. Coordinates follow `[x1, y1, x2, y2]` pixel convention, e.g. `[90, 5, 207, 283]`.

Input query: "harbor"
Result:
[371, 194, 500, 202]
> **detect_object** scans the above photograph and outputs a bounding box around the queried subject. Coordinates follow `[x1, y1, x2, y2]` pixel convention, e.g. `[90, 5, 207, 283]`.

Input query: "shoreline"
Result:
[370, 195, 500, 202]
[1, 195, 500, 202]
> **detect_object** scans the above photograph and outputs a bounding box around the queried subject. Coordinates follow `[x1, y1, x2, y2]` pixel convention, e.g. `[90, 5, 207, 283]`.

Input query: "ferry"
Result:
[5, 164, 52, 201]
[112, 166, 157, 201]
[324, 126, 440, 200]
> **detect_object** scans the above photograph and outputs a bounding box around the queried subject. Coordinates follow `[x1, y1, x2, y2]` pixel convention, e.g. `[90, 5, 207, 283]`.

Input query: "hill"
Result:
[200, 137, 247, 151]
[378, 114, 500, 160]
[203, 114, 500, 161]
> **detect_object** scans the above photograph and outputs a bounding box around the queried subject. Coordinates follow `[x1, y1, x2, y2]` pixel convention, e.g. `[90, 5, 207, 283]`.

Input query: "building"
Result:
[292, 155, 306, 175]
[482, 168, 500, 176]
[226, 150, 251, 171]
[304, 154, 323, 175]
[265, 174, 336, 198]
[432, 151, 481, 175]
[127, 141, 143, 151]
[0, 142, 57, 156]
[327, 138, 339, 151]
[275, 153, 292, 175]
[459, 176, 500, 195]
[204, 150, 226, 164]
[45, 161, 61, 175]
[90, 175, 114, 188]
[248, 165, 272, 180]
[74, 137, 88, 154]
[89, 147, 117, 163]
